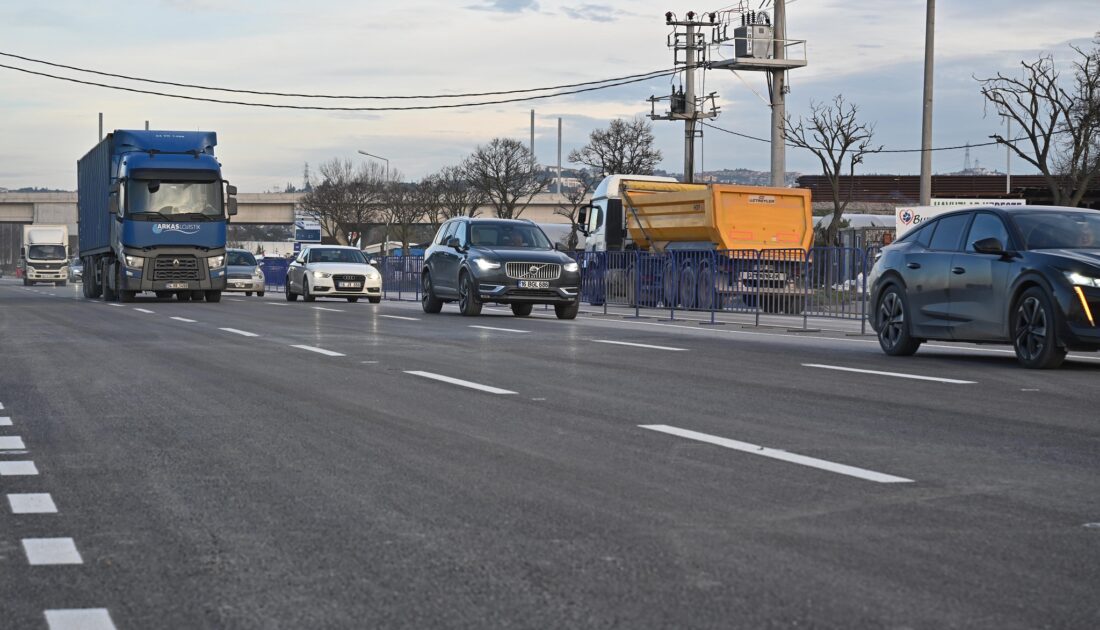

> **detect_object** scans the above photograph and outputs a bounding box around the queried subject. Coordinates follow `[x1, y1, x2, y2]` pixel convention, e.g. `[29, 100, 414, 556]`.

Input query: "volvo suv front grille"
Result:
[505, 262, 561, 281]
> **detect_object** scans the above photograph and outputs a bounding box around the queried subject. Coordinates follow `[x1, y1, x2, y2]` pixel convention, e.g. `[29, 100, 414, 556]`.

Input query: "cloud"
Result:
[561, 4, 622, 23]
[466, 0, 538, 13]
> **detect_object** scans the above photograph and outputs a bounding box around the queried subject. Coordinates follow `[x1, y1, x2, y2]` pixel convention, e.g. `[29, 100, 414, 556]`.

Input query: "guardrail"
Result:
[376, 247, 873, 330]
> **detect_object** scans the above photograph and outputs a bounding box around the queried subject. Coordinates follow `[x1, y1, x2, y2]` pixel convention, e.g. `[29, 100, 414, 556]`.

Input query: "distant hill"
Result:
[2, 186, 73, 193]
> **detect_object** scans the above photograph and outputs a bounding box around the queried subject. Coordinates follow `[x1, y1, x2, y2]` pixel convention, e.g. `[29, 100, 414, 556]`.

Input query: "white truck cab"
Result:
[581, 174, 677, 252]
[21, 224, 70, 286]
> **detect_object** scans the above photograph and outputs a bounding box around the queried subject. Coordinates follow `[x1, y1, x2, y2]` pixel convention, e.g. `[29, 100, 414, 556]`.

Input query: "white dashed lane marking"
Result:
[0, 416, 11, 426]
[133, 308, 155, 314]
[312, 306, 344, 312]
[45, 609, 118, 630]
[290, 345, 346, 357]
[0, 461, 38, 476]
[404, 371, 517, 395]
[23, 538, 84, 565]
[219, 327, 259, 337]
[378, 314, 420, 321]
[592, 339, 687, 352]
[801, 363, 976, 385]
[170, 317, 197, 323]
[469, 325, 529, 334]
[640, 424, 915, 484]
[8, 493, 58, 514]
[0, 436, 27, 450]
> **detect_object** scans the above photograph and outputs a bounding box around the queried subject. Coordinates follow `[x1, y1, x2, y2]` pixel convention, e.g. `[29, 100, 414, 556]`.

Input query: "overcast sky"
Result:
[0, 0, 1096, 192]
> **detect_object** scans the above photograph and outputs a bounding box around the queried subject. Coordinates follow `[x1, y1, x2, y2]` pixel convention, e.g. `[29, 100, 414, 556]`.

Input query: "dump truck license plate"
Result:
[740, 271, 786, 281]
[519, 280, 549, 289]
[166, 282, 188, 289]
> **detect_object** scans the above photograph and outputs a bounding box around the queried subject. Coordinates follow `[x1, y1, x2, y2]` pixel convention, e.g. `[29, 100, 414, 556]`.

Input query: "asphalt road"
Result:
[1, 278, 1098, 629]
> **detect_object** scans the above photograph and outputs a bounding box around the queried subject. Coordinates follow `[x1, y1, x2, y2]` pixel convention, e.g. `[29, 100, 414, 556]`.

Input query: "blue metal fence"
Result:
[379, 247, 875, 329]
[259, 258, 291, 291]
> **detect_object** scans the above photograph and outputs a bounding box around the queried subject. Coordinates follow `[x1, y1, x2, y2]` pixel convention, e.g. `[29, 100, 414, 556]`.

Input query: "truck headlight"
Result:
[124, 255, 144, 268]
[474, 258, 500, 271]
[563, 261, 579, 273]
[207, 255, 225, 269]
[312, 271, 331, 279]
[1064, 271, 1100, 288]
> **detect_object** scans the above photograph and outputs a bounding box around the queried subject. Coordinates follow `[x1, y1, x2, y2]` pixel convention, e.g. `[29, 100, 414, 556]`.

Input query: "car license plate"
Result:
[337, 282, 362, 290]
[740, 271, 786, 281]
[233, 281, 249, 287]
[166, 282, 188, 289]
[519, 280, 550, 289]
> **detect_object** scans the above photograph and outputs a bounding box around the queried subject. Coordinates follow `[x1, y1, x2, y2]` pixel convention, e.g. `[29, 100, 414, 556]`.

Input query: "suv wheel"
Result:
[555, 301, 579, 320]
[458, 271, 482, 316]
[421, 272, 443, 314]
[1013, 287, 1066, 369]
[876, 285, 921, 356]
[511, 303, 533, 317]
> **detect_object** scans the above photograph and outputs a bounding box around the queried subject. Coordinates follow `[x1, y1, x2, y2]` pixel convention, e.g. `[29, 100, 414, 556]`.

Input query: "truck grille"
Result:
[505, 262, 561, 281]
[153, 255, 201, 281]
[29, 263, 65, 271]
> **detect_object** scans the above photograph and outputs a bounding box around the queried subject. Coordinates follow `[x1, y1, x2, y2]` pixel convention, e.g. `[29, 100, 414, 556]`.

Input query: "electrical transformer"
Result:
[734, 24, 773, 59]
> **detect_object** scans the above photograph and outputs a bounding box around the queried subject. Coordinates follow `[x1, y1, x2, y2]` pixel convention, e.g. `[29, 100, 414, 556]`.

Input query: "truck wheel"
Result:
[679, 263, 697, 309]
[555, 301, 579, 320]
[258, 291, 265, 297]
[245, 291, 253, 297]
[191, 290, 206, 302]
[177, 291, 191, 302]
[511, 303, 533, 317]
[696, 263, 716, 311]
[101, 262, 117, 301]
[22, 278, 29, 286]
[57, 281, 67, 287]
[204, 290, 222, 303]
[119, 290, 136, 303]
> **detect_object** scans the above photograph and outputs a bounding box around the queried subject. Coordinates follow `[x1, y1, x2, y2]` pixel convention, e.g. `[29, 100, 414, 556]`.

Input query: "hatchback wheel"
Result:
[1013, 288, 1066, 369]
[421, 272, 443, 314]
[303, 279, 316, 302]
[458, 271, 482, 316]
[285, 278, 297, 301]
[876, 285, 921, 356]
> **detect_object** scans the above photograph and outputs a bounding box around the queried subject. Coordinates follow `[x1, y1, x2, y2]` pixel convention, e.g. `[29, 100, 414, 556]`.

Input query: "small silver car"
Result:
[224, 249, 265, 296]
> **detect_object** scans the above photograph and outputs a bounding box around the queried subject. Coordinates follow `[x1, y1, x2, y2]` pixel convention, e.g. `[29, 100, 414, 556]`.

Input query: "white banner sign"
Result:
[896, 198, 1027, 237]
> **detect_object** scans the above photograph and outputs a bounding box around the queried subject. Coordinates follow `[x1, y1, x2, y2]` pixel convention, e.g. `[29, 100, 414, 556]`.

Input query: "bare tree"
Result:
[569, 118, 662, 176]
[435, 165, 487, 220]
[379, 176, 424, 256]
[297, 160, 350, 244]
[409, 176, 446, 232]
[785, 95, 882, 247]
[554, 169, 598, 249]
[463, 138, 549, 219]
[297, 158, 384, 245]
[978, 37, 1100, 206]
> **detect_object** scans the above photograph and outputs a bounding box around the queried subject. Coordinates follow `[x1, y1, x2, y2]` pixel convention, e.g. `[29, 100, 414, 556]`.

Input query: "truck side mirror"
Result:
[227, 197, 238, 217]
[577, 205, 588, 226]
[226, 184, 238, 196]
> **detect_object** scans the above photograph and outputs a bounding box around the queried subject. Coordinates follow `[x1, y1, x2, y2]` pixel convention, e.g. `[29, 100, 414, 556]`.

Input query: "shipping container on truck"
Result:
[77, 130, 238, 302]
[577, 175, 812, 311]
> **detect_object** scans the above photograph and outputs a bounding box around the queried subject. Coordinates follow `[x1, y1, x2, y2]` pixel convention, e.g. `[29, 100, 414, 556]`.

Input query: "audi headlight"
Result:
[1064, 271, 1100, 288]
[366, 269, 380, 280]
[313, 271, 331, 279]
[474, 258, 500, 271]
[207, 255, 225, 269]
[124, 255, 145, 268]
[563, 261, 579, 273]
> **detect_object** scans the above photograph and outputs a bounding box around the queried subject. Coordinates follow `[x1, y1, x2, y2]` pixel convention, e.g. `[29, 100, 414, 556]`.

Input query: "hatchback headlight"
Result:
[474, 258, 500, 271]
[563, 261, 579, 273]
[207, 255, 225, 269]
[124, 255, 144, 268]
[1064, 271, 1100, 288]
[253, 269, 264, 279]
[313, 271, 331, 279]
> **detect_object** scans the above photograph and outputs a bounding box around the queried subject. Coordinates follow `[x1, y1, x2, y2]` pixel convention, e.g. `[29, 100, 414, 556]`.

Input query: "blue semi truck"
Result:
[77, 130, 238, 302]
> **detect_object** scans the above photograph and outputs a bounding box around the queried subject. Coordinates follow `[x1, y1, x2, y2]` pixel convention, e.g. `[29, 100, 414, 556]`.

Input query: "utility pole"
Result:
[649, 12, 719, 184]
[1005, 117, 1012, 194]
[556, 117, 563, 195]
[770, 0, 787, 188]
[530, 109, 535, 164]
[145, 120, 149, 131]
[919, 0, 935, 205]
[98, 113, 103, 142]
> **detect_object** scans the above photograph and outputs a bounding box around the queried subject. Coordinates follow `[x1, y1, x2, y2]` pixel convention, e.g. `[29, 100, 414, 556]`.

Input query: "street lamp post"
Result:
[357, 150, 389, 179]
[358, 149, 391, 254]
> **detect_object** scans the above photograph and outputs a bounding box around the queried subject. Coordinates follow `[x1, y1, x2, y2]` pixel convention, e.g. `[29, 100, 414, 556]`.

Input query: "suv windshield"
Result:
[28, 245, 66, 260]
[308, 248, 366, 264]
[1014, 211, 1100, 250]
[469, 222, 552, 249]
[227, 251, 257, 266]
[128, 180, 223, 219]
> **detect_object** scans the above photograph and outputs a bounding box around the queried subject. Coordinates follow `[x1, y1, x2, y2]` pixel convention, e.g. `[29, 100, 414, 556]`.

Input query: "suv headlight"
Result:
[207, 255, 225, 269]
[563, 261, 579, 273]
[124, 255, 145, 268]
[312, 271, 331, 279]
[474, 257, 500, 271]
[1064, 271, 1100, 288]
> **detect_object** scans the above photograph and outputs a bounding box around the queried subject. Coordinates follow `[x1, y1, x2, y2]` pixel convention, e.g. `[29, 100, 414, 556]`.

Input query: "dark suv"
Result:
[868, 205, 1100, 368]
[421, 218, 581, 319]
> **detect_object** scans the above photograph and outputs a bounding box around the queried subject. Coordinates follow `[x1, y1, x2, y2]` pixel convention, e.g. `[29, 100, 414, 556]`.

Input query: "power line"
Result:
[701, 121, 1033, 153]
[0, 62, 679, 111]
[0, 50, 677, 100]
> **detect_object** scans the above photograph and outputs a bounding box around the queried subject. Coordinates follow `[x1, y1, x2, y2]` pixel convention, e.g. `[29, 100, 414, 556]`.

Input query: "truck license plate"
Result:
[740, 271, 786, 281]
[166, 282, 188, 289]
[519, 280, 550, 289]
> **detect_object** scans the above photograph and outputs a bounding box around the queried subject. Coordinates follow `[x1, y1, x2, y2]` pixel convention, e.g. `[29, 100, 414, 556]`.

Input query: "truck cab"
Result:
[21, 225, 70, 286]
[581, 174, 677, 252]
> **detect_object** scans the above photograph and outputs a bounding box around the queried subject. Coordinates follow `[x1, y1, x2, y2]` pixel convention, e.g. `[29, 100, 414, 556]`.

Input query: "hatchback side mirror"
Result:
[972, 237, 1006, 255]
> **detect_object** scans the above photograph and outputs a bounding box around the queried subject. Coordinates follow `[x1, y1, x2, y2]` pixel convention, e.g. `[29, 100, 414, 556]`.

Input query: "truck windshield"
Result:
[128, 180, 223, 219]
[28, 245, 66, 260]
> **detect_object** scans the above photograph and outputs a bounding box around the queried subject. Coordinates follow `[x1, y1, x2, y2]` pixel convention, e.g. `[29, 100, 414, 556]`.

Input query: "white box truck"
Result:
[21, 224, 70, 286]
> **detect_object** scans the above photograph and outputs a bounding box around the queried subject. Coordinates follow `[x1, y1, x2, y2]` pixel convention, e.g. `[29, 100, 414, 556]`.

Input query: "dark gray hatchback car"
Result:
[868, 205, 1100, 368]
[421, 218, 581, 319]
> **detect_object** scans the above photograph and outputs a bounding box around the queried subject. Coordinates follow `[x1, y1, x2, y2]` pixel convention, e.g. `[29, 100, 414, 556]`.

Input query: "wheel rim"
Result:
[459, 275, 469, 311]
[1014, 296, 1047, 361]
[422, 274, 431, 305]
[877, 291, 905, 349]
